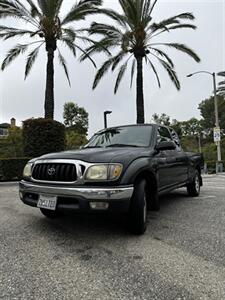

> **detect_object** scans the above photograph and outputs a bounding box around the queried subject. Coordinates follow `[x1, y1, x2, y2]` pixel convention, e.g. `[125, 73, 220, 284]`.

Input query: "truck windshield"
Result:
[84, 125, 153, 148]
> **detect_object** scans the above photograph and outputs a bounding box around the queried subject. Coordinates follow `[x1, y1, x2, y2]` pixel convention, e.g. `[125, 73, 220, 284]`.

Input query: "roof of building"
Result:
[0, 123, 10, 129]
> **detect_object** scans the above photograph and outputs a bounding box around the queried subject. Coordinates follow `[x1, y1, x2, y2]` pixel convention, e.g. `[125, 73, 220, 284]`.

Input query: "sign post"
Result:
[213, 127, 222, 173]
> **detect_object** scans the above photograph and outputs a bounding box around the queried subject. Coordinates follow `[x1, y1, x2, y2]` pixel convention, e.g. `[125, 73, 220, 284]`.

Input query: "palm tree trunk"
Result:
[44, 49, 54, 119]
[136, 55, 145, 124]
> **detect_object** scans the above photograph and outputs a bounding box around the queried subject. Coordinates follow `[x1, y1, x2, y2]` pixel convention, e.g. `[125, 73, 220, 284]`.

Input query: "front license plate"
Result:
[37, 195, 57, 210]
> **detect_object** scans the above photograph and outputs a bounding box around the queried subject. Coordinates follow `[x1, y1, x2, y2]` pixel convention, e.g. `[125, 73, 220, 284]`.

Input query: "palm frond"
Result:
[167, 24, 196, 31]
[0, 26, 36, 40]
[150, 47, 174, 67]
[92, 57, 114, 89]
[89, 22, 122, 38]
[1, 43, 29, 70]
[150, 23, 196, 39]
[36, 0, 48, 16]
[80, 38, 113, 61]
[74, 42, 96, 67]
[149, 0, 158, 15]
[25, 43, 43, 79]
[114, 62, 127, 94]
[218, 71, 225, 77]
[143, 0, 152, 17]
[0, 0, 39, 27]
[130, 58, 135, 88]
[39, 0, 63, 19]
[61, 37, 76, 56]
[151, 43, 200, 62]
[58, 49, 71, 86]
[100, 8, 127, 27]
[146, 56, 161, 88]
[111, 51, 126, 71]
[62, 0, 102, 25]
[157, 58, 180, 90]
[62, 27, 76, 41]
[119, 0, 139, 27]
[25, 0, 41, 18]
[150, 12, 195, 34]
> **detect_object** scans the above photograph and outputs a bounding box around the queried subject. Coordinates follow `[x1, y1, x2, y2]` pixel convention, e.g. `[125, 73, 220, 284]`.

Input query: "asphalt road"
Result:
[1, 175, 225, 300]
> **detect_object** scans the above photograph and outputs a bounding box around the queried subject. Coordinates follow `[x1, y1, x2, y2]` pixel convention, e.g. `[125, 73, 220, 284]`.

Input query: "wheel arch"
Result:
[132, 170, 158, 207]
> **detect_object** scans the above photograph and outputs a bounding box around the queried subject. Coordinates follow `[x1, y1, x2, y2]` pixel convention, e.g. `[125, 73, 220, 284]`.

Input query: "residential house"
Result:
[0, 118, 16, 137]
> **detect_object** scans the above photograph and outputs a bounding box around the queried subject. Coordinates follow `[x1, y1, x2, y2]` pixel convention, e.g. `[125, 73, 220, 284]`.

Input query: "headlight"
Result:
[85, 165, 107, 180]
[23, 163, 33, 177]
[85, 164, 122, 181]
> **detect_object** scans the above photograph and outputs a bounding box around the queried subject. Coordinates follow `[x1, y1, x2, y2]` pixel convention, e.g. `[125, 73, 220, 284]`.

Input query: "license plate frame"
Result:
[37, 195, 57, 210]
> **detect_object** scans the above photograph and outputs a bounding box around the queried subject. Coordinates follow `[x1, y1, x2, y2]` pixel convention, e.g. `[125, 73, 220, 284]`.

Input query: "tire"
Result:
[187, 170, 200, 197]
[40, 208, 60, 219]
[148, 188, 160, 211]
[129, 179, 147, 235]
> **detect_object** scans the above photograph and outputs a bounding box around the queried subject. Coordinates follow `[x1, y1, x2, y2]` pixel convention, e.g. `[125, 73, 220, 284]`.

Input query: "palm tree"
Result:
[0, 0, 102, 119]
[217, 72, 225, 97]
[83, 0, 200, 123]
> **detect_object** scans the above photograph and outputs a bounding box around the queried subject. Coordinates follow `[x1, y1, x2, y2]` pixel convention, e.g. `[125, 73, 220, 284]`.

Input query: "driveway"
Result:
[0, 175, 225, 299]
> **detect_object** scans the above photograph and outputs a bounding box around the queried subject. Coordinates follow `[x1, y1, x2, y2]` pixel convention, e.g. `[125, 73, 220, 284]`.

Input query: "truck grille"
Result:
[32, 163, 77, 182]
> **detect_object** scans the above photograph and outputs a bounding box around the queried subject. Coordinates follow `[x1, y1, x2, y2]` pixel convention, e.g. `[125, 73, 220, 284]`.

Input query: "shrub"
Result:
[23, 118, 65, 157]
[0, 158, 30, 181]
[0, 127, 23, 158]
[65, 130, 87, 150]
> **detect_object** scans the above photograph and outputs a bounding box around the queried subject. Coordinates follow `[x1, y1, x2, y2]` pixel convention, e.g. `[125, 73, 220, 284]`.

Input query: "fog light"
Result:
[90, 202, 109, 210]
[19, 192, 23, 200]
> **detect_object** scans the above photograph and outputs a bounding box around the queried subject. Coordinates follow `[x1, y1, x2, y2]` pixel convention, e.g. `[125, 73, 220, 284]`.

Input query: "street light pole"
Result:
[212, 72, 222, 163]
[187, 71, 222, 172]
[104, 110, 112, 129]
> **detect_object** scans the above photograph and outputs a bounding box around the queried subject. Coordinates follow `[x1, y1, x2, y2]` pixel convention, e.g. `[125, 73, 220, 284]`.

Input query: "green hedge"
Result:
[0, 158, 30, 181]
[23, 118, 65, 157]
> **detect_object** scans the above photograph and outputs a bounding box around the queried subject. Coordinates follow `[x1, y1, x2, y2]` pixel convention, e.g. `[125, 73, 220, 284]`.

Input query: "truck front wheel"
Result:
[187, 170, 200, 197]
[129, 179, 147, 235]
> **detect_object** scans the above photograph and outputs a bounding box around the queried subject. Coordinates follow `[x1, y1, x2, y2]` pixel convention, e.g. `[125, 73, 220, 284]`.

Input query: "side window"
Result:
[157, 126, 172, 143]
[169, 128, 181, 149]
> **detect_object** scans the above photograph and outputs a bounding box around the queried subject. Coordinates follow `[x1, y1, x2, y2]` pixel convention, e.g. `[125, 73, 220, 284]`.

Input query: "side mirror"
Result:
[155, 141, 176, 151]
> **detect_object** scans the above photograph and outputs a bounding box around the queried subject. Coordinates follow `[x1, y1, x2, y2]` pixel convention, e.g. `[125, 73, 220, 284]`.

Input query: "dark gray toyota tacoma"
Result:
[19, 124, 203, 234]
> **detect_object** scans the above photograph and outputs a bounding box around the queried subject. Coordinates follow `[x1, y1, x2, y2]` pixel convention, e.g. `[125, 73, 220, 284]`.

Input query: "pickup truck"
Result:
[19, 124, 203, 234]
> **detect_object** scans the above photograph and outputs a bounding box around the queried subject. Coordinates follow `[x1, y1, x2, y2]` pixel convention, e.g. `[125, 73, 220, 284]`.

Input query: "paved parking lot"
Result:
[0, 174, 225, 299]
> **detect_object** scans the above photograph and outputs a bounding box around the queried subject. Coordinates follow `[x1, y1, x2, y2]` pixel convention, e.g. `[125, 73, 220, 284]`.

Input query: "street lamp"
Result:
[187, 71, 222, 172]
[104, 110, 112, 128]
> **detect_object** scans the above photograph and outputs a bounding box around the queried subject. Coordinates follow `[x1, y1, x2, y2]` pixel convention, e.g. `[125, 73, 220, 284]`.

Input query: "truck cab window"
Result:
[157, 126, 172, 143]
[169, 128, 181, 149]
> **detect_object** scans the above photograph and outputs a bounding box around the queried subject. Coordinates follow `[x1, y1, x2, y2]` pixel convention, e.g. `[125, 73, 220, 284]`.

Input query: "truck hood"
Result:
[38, 147, 153, 165]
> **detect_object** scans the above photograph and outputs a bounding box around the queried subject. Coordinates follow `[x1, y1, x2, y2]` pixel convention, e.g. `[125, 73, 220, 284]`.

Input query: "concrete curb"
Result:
[0, 181, 18, 186]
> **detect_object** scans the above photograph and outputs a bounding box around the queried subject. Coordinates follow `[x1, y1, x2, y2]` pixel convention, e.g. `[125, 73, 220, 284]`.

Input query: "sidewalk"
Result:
[0, 181, 18, 186]
[202, 173, 225, 177]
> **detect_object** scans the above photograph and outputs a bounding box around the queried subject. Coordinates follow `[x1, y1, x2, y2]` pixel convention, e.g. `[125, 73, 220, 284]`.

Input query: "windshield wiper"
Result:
[106, 143, 139, 148]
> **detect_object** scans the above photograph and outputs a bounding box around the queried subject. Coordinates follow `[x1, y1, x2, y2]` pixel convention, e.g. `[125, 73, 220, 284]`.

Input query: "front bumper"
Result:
[19, 180, 134, 213]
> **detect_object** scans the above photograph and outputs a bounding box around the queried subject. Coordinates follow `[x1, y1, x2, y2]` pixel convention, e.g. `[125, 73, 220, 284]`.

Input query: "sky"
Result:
[0, 0, 224, 137]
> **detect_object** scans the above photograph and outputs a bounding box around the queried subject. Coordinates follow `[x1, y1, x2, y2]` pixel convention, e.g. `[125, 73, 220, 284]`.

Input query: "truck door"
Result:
[169, 128, 188, 184]
[155, 126, 178, 190]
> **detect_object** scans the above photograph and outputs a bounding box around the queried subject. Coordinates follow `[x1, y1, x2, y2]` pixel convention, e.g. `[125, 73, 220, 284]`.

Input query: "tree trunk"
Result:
[44, 49, 54, 119]
[136, 55, 145, 124]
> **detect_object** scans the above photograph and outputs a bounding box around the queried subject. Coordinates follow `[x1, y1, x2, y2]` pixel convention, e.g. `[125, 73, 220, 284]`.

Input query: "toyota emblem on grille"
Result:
[47, 167, 56, 176]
